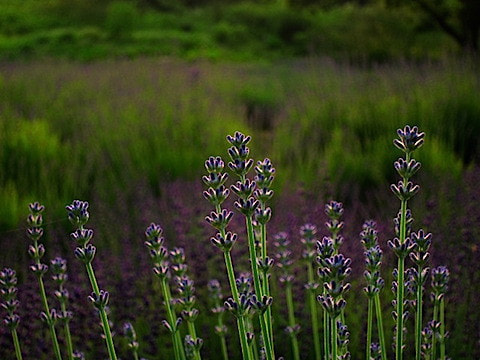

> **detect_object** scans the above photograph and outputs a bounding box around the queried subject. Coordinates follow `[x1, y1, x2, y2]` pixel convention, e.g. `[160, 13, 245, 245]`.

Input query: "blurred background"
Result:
[0, 0, 479, 359]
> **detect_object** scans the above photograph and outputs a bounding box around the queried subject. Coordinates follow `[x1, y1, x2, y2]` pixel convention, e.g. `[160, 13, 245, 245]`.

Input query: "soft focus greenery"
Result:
[0, 0, 461, 61]
[0, 58, 478, 229]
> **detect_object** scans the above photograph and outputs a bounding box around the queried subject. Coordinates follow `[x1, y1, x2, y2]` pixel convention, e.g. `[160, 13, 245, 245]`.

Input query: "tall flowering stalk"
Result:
[0, 268, 23, 360]
[317, 241, 351, 360]
[389, 125, 424, 360]
[203, 155, 251, 360]
[236, 272, 259, 360]
[51, 257, 74, 360]
[300, 224, 321, 360]
[431, 266, 449, 360]
[171, 247, 203, 360]
[66, 200, 117, 360]
[123, 322, 140, 360]
[409, 230, 432, 360]
[207, 280, 229, 360]
[274, 232, 300, 360]
[361, 221, 387, 360]
[254, 158, 275, 347]
[144, 224, 185, 360]
[27, 202, 63, 360]
[227, 131, 274, 360]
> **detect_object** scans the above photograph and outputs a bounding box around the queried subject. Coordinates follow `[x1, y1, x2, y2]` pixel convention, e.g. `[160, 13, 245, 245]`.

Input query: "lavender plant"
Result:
[207, 279, 229, 360]
[144, 223, 185, 360]
[389, 125, 424, 360]
[274, 232, 300, 360]
[300, 224, 321, 360]
[66, 200, 117, 360]
[361, 220, 387, 360]
[123, 322, 140, 360]
[27, 202, 63, 360]
[203, 155, 252, 360]
[227, 131, 274, 360]
[430, 266, 449, 360]
[0, 268, 23, 360]
[171, 248, 203, 360]
[410, 230, 432, 360]
[51, 257, 74, 360]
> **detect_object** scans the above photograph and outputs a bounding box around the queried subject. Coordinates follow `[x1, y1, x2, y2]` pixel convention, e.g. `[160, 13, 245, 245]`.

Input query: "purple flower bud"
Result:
[388, 237, 415, 259]
[250, 295, 273, 314]
[325, 201, 344, 220]
[234, 197, 259, 217]
[202, 172, 229, 189]
[73, 350, 85, 360]
[27, 213, 43, 228]
[257, 257, 274, 273]
[203, 186, 229, 206]
[391, 180, 420, 201]
[431, 266, 449, 297]
[28, 244, 45, 260]
[394, 158, 421, 179]
[228, 158, 254, 178]
[204, 156, 225, 173]
[88, 290, 109, 309]
[70, 228, 94, 246]
[254, 207, 272, 225]
[231, 179, 256, 199]
[30, 263, 49, 277]
[66, 200, 90, 228]
[0, 268, 17, 288]
[29, 202, 45, 214]
[210, 231, 237, 251]
[227, 132, 251, 148]
[26, 227, 44, 241]
[153, 265, 170, 279]
[393, 125, 425, 153]
[40, 309, 58, 325]
[206, 209, 234, 230]
[4, 314, 20, 330]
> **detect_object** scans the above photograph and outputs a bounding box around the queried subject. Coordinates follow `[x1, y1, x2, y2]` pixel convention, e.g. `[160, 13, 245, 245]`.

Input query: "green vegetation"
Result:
[0, 0, 463, 61]
[0, 58, 478, 230]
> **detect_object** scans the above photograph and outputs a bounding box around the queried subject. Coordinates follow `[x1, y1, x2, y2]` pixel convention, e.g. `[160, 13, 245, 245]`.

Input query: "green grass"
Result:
[0, 57, 478, 230]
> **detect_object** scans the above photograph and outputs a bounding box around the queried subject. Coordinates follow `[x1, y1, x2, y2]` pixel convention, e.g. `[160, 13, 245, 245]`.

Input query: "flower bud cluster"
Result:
[431, 266, 449, 303]
[274, 232, 295, 282]
[0, 268, 21, 331]
[317, 251, 351, 319]
[361, 221, 385, 298]
[27, 202, 49, 277]
[66, 200, 97, 265]
[325, 201, 345, 251]
[123, 322, 139, 352]
[337, 320, 351, 359]
[51, 257, 73, 323]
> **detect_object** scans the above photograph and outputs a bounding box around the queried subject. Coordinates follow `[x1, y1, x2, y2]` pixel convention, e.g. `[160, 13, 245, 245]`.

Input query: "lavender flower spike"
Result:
[0, 268, 23, 360]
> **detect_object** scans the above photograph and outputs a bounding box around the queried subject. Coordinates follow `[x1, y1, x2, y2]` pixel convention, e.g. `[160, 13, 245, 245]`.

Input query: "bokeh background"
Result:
[0, 0, 479, 359]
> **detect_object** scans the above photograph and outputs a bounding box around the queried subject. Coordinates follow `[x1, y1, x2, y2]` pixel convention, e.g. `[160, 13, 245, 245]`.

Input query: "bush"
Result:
[104, 1, 139, 39]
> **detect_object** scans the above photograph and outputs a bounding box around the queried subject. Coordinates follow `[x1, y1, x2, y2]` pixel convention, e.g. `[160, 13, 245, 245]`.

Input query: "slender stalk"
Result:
[395, 255, 405, 360]
[286, 283, 300, 360]
[440, 298, 445, 360]
[161, 276, 185, 360]
[307, 261, 321, 360]
[246, 216, 274, 360]
[367, 298, 373, 360]
[85, 263, 117, 360]
[323, 299, 330, 360]
[415, 269, 423, 360]
[213, 296, 229, 360]
[60, 301, 74, 360]
[11, 329, 23, 360]
[331, 316, 338, 360]
[37, 276, 63, 360]
[223, 250, 252, 360]
[374, 294, 388, 360]
[187, 321, 201, 360]
[246, 318, 258, 360]
[432, 301, 439, 360]
[261, 222, 274, 348]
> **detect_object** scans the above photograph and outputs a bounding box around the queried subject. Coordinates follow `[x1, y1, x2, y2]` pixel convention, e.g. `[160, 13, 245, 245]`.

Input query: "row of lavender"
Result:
[0, 127, 450, 359]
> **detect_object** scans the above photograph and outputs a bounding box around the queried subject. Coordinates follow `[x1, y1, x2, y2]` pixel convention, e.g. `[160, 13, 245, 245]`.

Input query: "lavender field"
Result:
[0, 58, 479, 360]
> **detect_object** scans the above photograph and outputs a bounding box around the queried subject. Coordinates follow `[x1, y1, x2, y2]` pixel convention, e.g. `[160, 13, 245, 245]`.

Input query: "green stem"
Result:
[396, 193, 408, 360]
[85, 263, 117, 360]
[37, 276, 63, 360]
[323, 288, 330, 360]
[440, 298, 445, 360]
[367, 298, 373, 360]
[223, 250, 252, 360]
[187, 320, 202, 360]
[286, 283, 300, 360]
[214, 297, 229, 360]
[220, 336, 229, 360]
[246, 216, 274, 360]
[374, 294, 388, 360]
[160, 276, 185, 360]
[260, 222, 274, 348]
[415, 266, 423, 360]
[246, 317, 257, 360]
[332, 316, 338, 360]
[60, 299, 74, 360]
[133, 350, 139, 360]
[11, 329, 23, 360]
[432, 300, 439, 360]
[307, 261, 321, 360]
